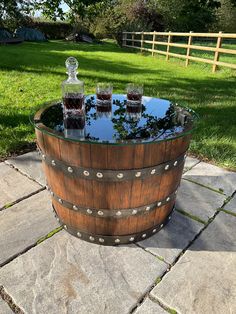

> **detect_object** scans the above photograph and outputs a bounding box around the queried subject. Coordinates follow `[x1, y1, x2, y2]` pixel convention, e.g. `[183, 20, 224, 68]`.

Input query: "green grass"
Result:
[36, 226, 63, 244]
[0, 40, 235, 169]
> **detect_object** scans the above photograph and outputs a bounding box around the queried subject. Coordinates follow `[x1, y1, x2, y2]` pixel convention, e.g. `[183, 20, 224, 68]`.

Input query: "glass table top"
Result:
[33, 94, 198, 145]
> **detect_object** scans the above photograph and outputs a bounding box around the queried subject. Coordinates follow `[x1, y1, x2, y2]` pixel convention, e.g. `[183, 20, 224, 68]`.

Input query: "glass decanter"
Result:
[62, 57, 85, 139]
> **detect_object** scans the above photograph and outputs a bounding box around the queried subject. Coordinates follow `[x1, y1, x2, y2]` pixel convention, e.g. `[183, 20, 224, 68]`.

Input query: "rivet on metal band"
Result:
[52, 205, 174, 246]
[38, 149, 186, 182]
[48, 186, 178, 219]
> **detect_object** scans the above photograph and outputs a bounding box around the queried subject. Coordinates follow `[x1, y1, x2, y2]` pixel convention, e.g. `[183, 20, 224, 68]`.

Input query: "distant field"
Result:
[0, 40, 235, 169]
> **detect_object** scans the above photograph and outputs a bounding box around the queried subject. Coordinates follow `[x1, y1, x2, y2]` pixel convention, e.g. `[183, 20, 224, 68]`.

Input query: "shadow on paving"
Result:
[122, 207, 235, 255]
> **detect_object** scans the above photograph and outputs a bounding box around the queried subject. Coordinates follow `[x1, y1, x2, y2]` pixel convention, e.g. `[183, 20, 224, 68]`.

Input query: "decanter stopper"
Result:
[65, 57, 79, 80]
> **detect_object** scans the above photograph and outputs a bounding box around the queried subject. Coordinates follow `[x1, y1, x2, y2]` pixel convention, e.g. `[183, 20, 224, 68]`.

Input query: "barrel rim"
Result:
[31, 96, 198, 147]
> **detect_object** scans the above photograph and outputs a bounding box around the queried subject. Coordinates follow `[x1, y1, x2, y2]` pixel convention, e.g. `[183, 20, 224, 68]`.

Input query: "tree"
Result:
[34, 0, 104, 21]
[82, 0, 164, 44]
[157, 0, 226, 31]
[0, 0, 34, 28]
[35, 0, 236, 22]
[216, 0, 236, 32]
[0, 1, 32, 20]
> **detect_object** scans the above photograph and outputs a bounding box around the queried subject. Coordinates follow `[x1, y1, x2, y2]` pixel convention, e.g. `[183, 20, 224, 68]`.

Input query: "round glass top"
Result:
[33, 95, 198, 145]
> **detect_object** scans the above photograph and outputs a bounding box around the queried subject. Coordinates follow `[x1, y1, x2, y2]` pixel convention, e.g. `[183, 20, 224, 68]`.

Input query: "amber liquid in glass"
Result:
[127, 92, 142, 102]
[63, 93, 84, 110]
[96, 92, 112, 101]
[63, 93, 85, 130]
[96, 92, 112, 108]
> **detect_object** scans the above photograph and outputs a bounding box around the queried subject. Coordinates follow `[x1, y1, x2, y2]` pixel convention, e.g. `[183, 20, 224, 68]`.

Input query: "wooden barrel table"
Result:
[33, 95, 197, 245]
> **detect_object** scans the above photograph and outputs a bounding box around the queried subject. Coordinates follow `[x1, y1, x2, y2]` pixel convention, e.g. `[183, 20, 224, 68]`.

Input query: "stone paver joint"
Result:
[0, 285, 23, 314]
[176, 179, 226, 222]
[0, 162, 43, 210]
[0, 190, 59, 266]
[138, 211, 204, 265]
[183, 161, 236, 196]
[5, 151, 46, 186]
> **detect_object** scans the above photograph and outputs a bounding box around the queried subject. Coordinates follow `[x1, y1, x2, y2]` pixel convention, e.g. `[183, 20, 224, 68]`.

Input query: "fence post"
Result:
[141, 32, 144, 53]
[166, 31, 172, 60]
[132, 33, 134, 47]
[124, 32, 127, 47]
[151, 31, 156, 56]
[212, 31, 222, 73]
[185, 31, 193, 67]
[122, 32, 127, 47]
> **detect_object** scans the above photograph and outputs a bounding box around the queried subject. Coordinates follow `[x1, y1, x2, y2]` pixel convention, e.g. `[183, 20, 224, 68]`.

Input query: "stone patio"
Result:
[0, 151, 235, 314]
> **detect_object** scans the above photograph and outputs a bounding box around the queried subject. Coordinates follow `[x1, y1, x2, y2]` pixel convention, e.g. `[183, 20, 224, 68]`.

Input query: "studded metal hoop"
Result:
[52, 205, 174, 246]
[38, 149, 186, 182]
[48, 186, 177, 218]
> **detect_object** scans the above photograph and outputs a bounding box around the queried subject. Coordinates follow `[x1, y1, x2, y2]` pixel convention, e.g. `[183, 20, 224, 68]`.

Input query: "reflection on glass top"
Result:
[34, 95, 198, 145]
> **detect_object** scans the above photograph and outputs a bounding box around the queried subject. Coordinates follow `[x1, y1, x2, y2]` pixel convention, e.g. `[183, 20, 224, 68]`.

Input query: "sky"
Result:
[61, 2, 69, 12]
[35, 1, 69, 17]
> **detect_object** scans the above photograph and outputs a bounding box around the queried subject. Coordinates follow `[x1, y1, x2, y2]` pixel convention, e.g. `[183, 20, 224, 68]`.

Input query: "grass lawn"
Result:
[0, 40, 235, 169]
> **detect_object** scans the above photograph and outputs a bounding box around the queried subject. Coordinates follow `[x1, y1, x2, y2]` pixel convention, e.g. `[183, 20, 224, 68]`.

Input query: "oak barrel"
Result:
[34, 96, 195, 245]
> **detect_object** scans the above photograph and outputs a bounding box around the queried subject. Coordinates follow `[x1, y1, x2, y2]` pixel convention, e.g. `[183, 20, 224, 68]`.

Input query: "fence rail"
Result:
[122, 31, 236, 72]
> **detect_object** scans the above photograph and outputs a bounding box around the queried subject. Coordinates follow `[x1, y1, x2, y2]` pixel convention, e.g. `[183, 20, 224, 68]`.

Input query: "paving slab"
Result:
[176, 179, 226, 223]
[0, 190, 59, 266]
[0, 163, 42, 209]
[183, 161, 236, 196]
[0, 231, 167, 314]
[138, 211, 203, 264]
[5, 151, 45, 186]
[134, 297, 166, 314]
[183, 156, 200, 173]
[150, 212, 236, 314]
[0, 299, 13, 314]
[224, 195, 236, 214]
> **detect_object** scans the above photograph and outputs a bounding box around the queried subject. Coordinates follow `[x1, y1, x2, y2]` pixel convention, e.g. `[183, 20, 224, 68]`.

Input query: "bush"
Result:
[1, 16, 73, 40]
[28, 20, 73, 40]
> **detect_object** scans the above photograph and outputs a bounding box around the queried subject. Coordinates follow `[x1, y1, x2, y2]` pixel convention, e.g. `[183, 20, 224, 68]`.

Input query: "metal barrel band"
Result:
[52, 205, 174, 246]
[39, 148, 187, 182]
[47, 185, 177, 218]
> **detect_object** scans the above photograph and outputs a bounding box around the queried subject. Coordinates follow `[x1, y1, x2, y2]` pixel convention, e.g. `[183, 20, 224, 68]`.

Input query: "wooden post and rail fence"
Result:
[122, 31, 236, 72]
